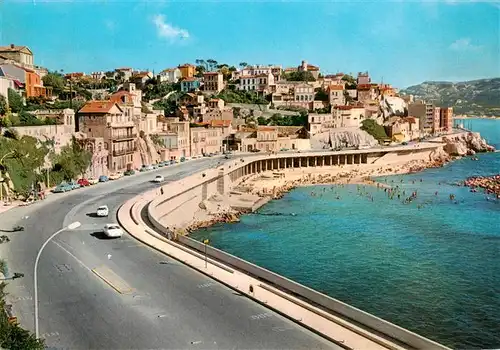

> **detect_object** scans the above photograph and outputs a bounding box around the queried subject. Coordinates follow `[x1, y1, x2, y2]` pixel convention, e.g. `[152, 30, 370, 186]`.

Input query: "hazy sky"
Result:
[1, 0, 499, 88]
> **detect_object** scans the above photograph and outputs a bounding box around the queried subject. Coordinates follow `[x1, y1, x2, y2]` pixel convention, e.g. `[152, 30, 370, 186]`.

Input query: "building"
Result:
[308, 113, 335, 135]
[408, 100, 434, 132]
[180, 77, 201, 92]
[357, 72, 371, 85]
[130, 71, 153, 88]
[356, 84, 376, 103]
[178, 64, 196, 79]
[156, 117, 191, 159]
[0, 63, 50, 98]
[240, 126, 309, 152]
[240, 65, 282, 82]
[0, 44, 34, 67]
[158, 68, 181, 83]
[385, 117, 420, 142]
[293, 83, 315, 106]
[115, 67, 134, 81]
[0, 76, 15, 104]
[297, 60, 320, 79]
[440, 107, 453, 133]
[432, 107, 441, 134]
[78, 101, 138, 172]
[77, 136, 109, 178]
[190, 124, 223, 156]
[238, 72, 275, 94]
[327, 84, 345, 107]
[203, 72, 224, 94]
[332, 106, 367, 128]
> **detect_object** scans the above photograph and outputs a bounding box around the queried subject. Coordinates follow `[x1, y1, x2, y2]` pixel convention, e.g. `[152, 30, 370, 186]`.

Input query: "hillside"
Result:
[400, 78, 500, 117]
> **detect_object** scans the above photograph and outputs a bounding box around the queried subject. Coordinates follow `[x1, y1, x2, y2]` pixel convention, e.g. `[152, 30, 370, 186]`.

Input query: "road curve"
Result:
[0, 157, 338, 349]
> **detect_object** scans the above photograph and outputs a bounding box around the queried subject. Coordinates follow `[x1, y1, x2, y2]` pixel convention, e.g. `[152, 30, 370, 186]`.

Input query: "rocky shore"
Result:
[442, 132, 495, 156]
[464, 175, 500, 197]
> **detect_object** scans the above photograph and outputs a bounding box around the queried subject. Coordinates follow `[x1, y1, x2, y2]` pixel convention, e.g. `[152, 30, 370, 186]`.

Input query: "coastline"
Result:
[185, 153, 451, 233]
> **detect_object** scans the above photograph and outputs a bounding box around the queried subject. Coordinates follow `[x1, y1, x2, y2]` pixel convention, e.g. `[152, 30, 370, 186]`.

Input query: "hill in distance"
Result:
[399, 78, 500, 117]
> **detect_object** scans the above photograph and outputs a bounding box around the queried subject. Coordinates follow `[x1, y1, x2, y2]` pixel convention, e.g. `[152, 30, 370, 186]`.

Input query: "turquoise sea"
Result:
[191, 119, 500, 349]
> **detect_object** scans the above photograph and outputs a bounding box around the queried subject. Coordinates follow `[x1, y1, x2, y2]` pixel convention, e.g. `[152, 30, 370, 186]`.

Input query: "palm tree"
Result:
[239, 62, 248, 68]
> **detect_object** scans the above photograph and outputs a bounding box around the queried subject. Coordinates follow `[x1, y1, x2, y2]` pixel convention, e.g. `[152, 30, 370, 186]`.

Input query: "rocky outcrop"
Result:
[442, 132, 495, 156]
[137, 135, 161, 166]
[311, 128, 379, 149]
[379, 96, 407, 121]
[464, 175, 500, 196]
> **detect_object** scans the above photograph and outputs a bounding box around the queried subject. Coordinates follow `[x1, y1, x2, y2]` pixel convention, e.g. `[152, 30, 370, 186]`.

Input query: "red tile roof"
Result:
[79, 101, 121, 114]
[357, 84, 372, 90]
[110, 90, 134, 104]
[334, 105, 353, 110]
[183, 77, 197, 82]
[257, 126, 276, 132]
[328, 84, 344, 91]
[210, 120, 232, 127]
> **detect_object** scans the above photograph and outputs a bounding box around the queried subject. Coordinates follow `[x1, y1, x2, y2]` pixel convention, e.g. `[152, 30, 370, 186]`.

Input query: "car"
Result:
[99, 175, 109, 182]
[52, 182, 72, 193]
[180, 157, 186, 162]
[250, 149, 261, 152]
[402, 142, 408, 146]
[109, 173, 121, 180]
[103, 223, 124, 238]
[96, 205, 109, 217]
[124, 169, 135, 176]
[140, 165, 154, 172]
[77, 178, 91, 187]
[153, 175, 164, 183]
[88, 177, 99, 185]
[67, 181, 81, 190]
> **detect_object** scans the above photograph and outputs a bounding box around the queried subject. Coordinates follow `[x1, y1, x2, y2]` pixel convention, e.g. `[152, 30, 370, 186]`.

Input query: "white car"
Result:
[153, 175, 164, 183]
[103, 224, 124, 238]
[96, 205, 109, 217]
[88, 177, 99, 185]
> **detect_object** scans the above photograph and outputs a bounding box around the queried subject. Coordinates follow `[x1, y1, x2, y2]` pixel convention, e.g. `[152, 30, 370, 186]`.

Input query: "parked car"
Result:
[140, 165, 154, 172]
[88, 177, 99, 185]
[103, 223, 124, 238]
[96, 205, 109, 217]
[77, 178, 91, 187]
[124, 169, 136, 176]
[250, 149, 261, 153]
[153, 175, 164, 183]
[53, 182, 73, 193]
[180, 157, 186, 162]
[109, 173, 121, 180]
[99, 175, 109, 182]
[67, 181, 81, 190]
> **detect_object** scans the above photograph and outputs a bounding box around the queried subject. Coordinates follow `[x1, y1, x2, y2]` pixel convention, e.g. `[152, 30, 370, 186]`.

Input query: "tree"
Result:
[257, 116, 268, 125]
[7, 89, 23, 113]
[283, 71, 315, 82]
[314, 89, 329, 102]
[51, 137, 91, 180]
[0, 95, 7, 116]
[360, 119, 388, 141]
[342, 74, 357, 89]
[42, 72, 65, 96]
[206, 59, 218, 72]
[239, 62, 248, 68]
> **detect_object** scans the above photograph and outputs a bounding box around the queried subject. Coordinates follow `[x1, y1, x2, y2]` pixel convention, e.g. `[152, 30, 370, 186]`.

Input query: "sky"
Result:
[0, 0, 499, 88]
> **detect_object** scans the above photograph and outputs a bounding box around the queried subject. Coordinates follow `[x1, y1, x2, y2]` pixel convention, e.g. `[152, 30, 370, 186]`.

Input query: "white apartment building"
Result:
[238, 72, 275, 94]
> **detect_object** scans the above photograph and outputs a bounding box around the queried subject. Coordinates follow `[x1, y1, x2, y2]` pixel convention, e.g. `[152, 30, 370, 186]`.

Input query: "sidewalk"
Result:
[118, 193, 405, 350]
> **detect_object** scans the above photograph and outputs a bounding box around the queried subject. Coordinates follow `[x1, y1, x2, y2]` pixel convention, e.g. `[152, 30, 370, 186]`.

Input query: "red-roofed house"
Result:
[78, 101, 139, 172]
[328, 84, 345, 107]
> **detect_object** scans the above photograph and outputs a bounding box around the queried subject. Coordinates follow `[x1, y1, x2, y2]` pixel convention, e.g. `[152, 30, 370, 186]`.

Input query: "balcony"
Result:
[112, 133, 137, 141]
[113, 148, 137, 157]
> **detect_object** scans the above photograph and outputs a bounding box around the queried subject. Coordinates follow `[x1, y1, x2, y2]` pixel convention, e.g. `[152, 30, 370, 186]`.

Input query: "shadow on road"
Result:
[86, 212, 100, 218]
[90, 231, 113, 240]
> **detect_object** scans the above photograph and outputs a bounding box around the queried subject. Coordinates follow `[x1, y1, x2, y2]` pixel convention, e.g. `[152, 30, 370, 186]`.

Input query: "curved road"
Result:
[0, 157, 337, 349]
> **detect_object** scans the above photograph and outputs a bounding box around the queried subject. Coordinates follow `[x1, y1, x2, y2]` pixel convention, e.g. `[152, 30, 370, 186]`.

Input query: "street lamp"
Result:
[34, 221, 81, 338]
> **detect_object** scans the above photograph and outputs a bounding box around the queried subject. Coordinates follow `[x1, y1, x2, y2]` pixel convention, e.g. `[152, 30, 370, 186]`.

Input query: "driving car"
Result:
[96, 205, 109, 217]
[153, 175, 164, 183]
[103, 223, 124, 238]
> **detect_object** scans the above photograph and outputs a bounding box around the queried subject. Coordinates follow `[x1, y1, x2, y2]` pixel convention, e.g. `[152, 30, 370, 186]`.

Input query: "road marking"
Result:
[54, 264, 72, 273]
[272, 326, 294, 332]
[41, 331, 59, 338]
[250, 312, 273, 320]
[197, 282, 216, 289]
[13, 296, 32, 301]
[92, 266, 133, 294]
[52, 241, 93, 273]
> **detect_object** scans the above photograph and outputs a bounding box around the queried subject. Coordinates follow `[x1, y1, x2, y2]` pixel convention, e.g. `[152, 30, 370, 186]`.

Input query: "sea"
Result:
[190, 119, 500, 349]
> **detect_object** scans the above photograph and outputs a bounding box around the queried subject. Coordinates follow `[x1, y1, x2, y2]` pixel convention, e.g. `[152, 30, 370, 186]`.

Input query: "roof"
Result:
[357, 84, 372, 90]
[115, 67, 132, 71]
[182, 92, 197, 98]
[203, 72, 221, 75]
[276, 126, 303, 136]
[161, 68, 178, 73]
[334, 105, 353, 110]
[0, 45, 33, 55]
[209, 98, 221, 102]
[257, 126, 276, 132]
[182, 77, 198, 82]
[240, 74, 269, 79]
[78, 101, 122, 114]
[328, 85, 344, 91]
[178, 63, 196, 68]
[133, 72, 150, 78]
[307, 64, 319, 71]
[109, 90, 134, 104]
[210, 120, 232, 127]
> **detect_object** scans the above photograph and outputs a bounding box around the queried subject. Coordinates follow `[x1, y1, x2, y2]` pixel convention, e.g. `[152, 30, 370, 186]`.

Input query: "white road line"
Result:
[52, 240, 93, 273]
[41, 331, 60, 338]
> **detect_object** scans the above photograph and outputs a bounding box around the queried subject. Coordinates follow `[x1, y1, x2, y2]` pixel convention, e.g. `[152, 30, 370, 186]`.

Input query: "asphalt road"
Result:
[0, 157, 338, 349]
